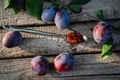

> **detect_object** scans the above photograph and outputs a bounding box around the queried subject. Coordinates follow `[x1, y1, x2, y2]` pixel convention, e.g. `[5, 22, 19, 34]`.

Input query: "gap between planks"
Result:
[0, 50, 120, 60]
[0, 22, 120, 59]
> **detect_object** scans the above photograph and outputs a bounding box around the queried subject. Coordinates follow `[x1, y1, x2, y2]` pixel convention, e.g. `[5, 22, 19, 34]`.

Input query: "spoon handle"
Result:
[3, 26, 66, 39]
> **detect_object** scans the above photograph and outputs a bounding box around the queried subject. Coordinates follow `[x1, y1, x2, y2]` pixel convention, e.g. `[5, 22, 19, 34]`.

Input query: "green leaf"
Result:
[13, 8, 20, 14]
[4, 0, 20, 14]
[70, 0, 92, 5]
[4, 0, 11, 9]
[9, 0, 20, 14]
[26, 0, 43, 20]
[68, 5, 82, 13]
[101, 37, 113, 59]
[96, 9, 105, 21]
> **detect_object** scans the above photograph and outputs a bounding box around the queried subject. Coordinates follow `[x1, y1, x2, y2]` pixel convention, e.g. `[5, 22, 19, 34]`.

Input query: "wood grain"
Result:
[0, 0, 120, 79]
[0, 75, 120, 80]
[0, 53, 120, 80]
[0, 21, 120, 58]
[0, 0, 120, 26]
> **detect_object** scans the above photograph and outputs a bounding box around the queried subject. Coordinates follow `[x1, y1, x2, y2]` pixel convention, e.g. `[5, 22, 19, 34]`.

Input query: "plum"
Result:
[54, 53, 75, 73]
[2, 31, 22, 48]
[41, 6, 58, 22]
[93, 22, 112, 44]
[31, 56, 50, 76]
[54, 8, 70, 29]
[17, 0, 26, 10]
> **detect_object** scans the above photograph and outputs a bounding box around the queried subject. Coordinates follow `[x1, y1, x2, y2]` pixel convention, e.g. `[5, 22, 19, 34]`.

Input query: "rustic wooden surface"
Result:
[1, 0, 120, 26]
[0, 0, 120, 80]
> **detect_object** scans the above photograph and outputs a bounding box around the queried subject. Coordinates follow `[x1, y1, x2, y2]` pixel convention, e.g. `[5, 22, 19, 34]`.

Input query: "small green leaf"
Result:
[101, 37, 113, 59]
[96, 9, 105, 21]
[4, 0, 11, 9]
[9, 0, 20, 14]
[13, 8, 20, 14]
[68, 5, 82, 13]
[102, 50, 112, 59]
[26, 0, 43, 20]
[70, 0, 92, 5]
[4, 0, 20, 14]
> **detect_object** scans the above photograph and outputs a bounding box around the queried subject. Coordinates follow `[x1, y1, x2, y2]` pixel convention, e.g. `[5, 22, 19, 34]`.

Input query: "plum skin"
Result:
[2, 31, 22, 48]
[31, 56, 50, 76]
[54, 8, 70, 29]
[54, 53, 75, 73]
[93, 22, 112, 44]
[17, 0, 26, 10]
[41, 6, 58, 22]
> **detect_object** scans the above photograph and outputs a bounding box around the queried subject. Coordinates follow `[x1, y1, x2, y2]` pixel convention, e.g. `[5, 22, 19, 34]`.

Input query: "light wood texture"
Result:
[0, 0, 120, 79]
[0, 21, 120, 58]
[0, 53, 120, 80]
[0, 0, 120, 26]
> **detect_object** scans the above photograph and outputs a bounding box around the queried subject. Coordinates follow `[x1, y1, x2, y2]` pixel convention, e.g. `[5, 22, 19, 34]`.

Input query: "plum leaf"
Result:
[26, 0, 43, 20]
[4, 0, 11, 9]
[101, 37, 113, 59]
[68, 5, 82, 13]
[4, 0, 20, 14]
[96, 9, 105, 21]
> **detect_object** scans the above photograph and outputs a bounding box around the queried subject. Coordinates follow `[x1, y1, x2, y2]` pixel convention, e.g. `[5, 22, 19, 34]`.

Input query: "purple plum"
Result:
[31, 56, 50, 76]
[2, 31, 22, 48]
[41, 6, 58, 22]
[93, 22, 112, 44]
[54, 8, 70, 29]
[54, 53, 75, 72]
[17, 0, 26, 10]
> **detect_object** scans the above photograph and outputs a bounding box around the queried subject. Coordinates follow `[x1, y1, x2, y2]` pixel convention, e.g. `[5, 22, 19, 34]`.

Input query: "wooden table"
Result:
[0, 0, 120, 80]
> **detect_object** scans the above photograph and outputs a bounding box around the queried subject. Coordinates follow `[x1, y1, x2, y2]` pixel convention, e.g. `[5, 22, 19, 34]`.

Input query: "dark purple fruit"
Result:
[54, 8, 70, 29]
[41, 6, 58, 22]
[17, 0, 26, 10]
[2, 31, 22, 48]
[54, 53, 75, 72]
[93, 22, 112, 43]
[31, 56, 50, 76]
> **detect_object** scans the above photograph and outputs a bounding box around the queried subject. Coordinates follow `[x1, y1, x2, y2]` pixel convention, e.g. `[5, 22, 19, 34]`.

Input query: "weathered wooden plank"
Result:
[0, 0, 120, 26]
[0, 21, 120, 58]
[0, 53, 120, 80]
[0, 75, 120, 80]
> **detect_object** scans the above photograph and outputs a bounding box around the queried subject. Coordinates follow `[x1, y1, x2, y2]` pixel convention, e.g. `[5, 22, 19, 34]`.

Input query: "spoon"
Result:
[3, 25, 66, 39]
[3, 25, 87, 44]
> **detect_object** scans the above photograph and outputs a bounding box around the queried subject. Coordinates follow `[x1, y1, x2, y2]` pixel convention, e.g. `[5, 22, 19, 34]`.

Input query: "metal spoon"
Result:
[3, 25, 66, 39]
[3, 25, 88, 42]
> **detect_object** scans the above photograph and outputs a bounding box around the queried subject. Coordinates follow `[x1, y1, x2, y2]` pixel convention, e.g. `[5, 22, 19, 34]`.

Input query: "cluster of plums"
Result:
[41, 6, 70, 30]
[31, 53, 75, 76]
[1, 31, 75, 76]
